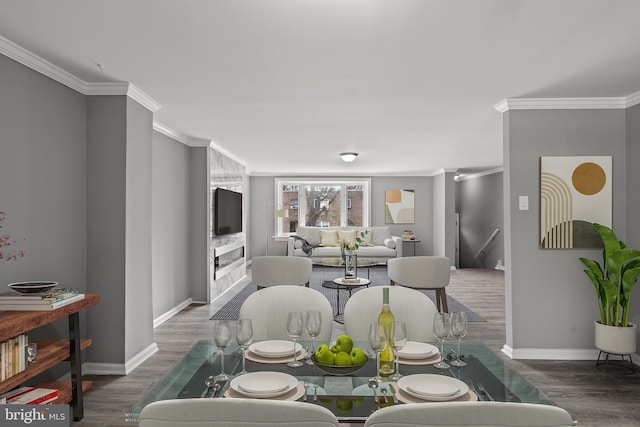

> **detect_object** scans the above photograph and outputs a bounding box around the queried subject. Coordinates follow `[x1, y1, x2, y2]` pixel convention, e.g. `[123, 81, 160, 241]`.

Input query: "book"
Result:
[0, 290, 80, 304]
[0, 387, 58, 404]
[0, 293, 84, 311]
[0, 288, 75, 301]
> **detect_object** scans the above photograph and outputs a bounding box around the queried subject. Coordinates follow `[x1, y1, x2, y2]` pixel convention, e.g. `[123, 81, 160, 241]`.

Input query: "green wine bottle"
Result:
[377, 288, 395, 377]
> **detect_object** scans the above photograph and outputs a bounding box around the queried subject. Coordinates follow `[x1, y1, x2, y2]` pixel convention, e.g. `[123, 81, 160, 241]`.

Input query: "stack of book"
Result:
[0, 386, 59, 404]
[0, 288, 84, 311]
[0, 333, 28, 380]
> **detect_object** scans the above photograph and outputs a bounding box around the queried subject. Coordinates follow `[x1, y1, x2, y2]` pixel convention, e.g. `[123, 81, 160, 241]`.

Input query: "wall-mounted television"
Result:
[214, 188, 243, 235]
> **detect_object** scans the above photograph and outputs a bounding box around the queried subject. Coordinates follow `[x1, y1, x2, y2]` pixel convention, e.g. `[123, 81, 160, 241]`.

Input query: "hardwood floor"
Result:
[74, 268, 640, 426]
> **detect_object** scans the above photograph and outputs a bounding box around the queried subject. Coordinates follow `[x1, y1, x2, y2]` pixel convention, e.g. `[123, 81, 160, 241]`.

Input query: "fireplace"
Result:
[214, 240, 245, 280]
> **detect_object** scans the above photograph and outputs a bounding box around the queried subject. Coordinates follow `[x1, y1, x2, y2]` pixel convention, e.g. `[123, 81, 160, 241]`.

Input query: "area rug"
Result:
[211, 266, 486, 322]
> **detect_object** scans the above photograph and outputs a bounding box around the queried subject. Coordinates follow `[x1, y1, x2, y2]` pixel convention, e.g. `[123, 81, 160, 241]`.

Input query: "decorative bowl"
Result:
[8, 281, 58, 294]
[311, 354, 368, 376]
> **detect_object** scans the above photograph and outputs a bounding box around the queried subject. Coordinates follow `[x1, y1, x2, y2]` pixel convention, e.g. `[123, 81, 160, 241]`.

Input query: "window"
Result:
[275, 179, 371, 236]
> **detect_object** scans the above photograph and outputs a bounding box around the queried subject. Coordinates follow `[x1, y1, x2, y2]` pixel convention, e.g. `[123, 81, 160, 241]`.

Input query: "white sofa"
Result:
[287, 226, 402, 262]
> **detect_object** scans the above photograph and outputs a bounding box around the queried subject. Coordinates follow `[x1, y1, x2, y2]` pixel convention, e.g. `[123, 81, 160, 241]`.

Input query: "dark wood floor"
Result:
[74, 268, 640, 426]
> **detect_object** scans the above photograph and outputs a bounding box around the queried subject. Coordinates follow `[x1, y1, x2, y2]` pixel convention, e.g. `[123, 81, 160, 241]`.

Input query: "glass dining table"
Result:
[126, 340, 566, 424]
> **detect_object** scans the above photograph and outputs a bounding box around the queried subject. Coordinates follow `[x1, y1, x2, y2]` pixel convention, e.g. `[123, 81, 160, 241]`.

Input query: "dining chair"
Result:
[238, 285, 333, 341]
[139, 397, 340, 426]
[343, 286, 438, 342]
[363, 401, 574, 427]
[251, 256, 312, 290]
[387, 256, 451, 312]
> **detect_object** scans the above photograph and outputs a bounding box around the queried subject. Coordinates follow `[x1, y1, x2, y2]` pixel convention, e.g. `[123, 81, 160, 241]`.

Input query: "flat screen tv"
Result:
[214, 188, 243, 235]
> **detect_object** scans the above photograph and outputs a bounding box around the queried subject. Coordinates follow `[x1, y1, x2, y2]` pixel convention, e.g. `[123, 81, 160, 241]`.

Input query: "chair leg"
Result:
[436, 288, 449, 313]
[390, 280, 396, 286]
[305, 281, 310, 287]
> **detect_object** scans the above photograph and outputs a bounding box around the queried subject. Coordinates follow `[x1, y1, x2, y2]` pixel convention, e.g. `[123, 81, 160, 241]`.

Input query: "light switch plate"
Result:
[519, 196, 529, 210]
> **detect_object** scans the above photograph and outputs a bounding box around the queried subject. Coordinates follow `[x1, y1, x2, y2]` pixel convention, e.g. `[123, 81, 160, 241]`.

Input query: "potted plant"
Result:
[579, 223, 640, 355]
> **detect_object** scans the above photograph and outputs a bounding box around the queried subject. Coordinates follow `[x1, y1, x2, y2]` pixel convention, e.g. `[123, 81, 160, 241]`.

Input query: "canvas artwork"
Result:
[539, 156, 612, 249]
[385, 189, 415, 224]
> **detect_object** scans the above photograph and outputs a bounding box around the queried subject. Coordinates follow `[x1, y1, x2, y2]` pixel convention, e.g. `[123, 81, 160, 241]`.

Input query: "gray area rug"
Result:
[211, 266, 486, 322]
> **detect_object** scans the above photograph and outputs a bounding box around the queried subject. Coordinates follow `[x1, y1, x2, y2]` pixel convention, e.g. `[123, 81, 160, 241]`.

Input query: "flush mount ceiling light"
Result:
[340, 152, 358, 163]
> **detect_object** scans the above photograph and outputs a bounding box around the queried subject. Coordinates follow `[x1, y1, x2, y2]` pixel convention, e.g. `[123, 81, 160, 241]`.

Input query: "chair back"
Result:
[139, 397, 339, 427]
[251, 256, 312, 288]
[343, 286, 437, 342]
[239, 285, 333, 341]
[363, 402, 574, 427]
[387, 256, 450, 289]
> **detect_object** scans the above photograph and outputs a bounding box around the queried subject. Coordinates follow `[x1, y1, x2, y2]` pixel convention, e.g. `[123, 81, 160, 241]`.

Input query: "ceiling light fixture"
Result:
[340, 152, 358, 163]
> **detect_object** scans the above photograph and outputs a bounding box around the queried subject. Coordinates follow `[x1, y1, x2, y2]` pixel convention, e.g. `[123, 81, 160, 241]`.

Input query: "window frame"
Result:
[275, 178, 371, 236]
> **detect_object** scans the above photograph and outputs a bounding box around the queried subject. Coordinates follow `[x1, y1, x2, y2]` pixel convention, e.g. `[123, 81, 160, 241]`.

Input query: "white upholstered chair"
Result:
[251, 256, 312, 290]
[387, 256, 451, 313]
[238, 285, 333, 341]
[363, 402, 574, 427]
[343, 286, 438, 342]
[139, 397, 339, 427]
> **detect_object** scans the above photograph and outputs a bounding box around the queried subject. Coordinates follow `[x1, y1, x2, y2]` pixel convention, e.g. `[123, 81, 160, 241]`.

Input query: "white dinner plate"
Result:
[397, 374, 469, 401]
[249, 341, 303, 358]
[230, 371, 298, 398]
[397, 342, 438, 360]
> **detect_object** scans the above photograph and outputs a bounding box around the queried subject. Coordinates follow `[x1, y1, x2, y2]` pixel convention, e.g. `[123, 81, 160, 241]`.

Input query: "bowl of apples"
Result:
[311, 335, 369, 376]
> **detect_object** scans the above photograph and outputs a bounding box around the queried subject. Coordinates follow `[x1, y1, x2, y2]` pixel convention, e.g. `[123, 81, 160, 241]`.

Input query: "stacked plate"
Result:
[229, 372, 299, 398]
[396, 341, 441, 365]
[397, 374, 469, 402]
[246, 340, 305, 363]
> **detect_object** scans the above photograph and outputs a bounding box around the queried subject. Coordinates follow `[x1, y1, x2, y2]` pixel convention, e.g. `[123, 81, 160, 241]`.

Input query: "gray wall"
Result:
[504, 109, 628, 353]
[248, 175, 434, 259]
[0, 53, 87, 375]
[456, 172, 504, 268]
[625, 104, 640, 330]
[151, 132, 191, 319]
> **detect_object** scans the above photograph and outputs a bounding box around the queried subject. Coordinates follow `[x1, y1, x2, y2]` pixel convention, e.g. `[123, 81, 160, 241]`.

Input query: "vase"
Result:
[344, 251, 357, 279]
[594, 321, 637, 355]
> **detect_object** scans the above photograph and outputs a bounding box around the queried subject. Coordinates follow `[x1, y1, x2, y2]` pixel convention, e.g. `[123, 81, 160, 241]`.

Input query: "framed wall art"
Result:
[539, 156, 612, 249]
[385, 189, 415, 224]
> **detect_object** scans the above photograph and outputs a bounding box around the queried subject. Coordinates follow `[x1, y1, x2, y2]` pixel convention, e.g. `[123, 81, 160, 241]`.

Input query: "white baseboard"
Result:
[84, 342, 159, 375]
[502, 345, 640, 361]
[153, 298, 193, 328]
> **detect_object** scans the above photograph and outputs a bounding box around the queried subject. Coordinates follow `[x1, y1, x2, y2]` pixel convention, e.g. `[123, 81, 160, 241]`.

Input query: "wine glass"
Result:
[213, 320, 233, 380]
[286, 312, 304, 368]
[450, 311, 468, 367]
[235, 319, 253, 375]
[433, 312, 451, 369]
[305, 310, 322, 365]
[391, 321, 407, 380]
[368, 321, 388, 381]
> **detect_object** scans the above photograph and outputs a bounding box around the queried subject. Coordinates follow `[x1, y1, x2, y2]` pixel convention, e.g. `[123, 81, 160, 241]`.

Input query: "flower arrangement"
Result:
[339, 239, 358, 252]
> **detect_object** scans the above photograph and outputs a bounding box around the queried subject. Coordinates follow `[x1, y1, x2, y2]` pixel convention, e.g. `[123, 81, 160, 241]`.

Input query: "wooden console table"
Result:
[0, 293, 99, 421]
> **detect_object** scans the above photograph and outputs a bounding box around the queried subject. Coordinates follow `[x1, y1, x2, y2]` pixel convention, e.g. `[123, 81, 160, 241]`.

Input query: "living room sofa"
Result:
[287, 226, 402, 262]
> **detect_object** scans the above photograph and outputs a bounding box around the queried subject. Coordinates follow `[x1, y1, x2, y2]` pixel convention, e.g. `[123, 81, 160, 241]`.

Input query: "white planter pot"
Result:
[594, 321, 638, 355]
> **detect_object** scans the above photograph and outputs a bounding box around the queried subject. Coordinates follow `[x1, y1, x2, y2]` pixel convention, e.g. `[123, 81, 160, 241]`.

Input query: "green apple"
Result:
[335, 351, 353, 366]
[315, 344, 336, 365]
[333, 334, 354, 354]
[350, 347, 367, 364]
[335, 398, 353, 413]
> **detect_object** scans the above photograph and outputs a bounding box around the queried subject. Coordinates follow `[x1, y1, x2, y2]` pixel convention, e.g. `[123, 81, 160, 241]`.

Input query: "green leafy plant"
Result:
[579, 223, 640, 327]
[339, 229, 369, 252]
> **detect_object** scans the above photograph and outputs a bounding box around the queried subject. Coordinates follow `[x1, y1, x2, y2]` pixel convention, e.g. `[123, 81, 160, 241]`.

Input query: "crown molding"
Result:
[153, 121, 190, 145]
[0, 35, 160, 111]
[431, 168, 458, 176]
[456, 167, 504, 181]
[0, 35, 86, 93]
[495, 91, 640, 112]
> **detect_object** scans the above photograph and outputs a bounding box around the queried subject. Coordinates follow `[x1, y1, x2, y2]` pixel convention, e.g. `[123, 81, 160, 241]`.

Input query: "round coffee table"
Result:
[330, 277, 370, 323]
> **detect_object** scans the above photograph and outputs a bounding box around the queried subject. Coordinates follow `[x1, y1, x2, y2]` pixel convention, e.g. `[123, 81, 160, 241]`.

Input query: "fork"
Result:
[465, 379, 484, 401]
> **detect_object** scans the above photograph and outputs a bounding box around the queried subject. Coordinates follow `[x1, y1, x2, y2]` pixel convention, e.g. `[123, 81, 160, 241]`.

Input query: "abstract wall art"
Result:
[539, 156, 612, 249]
[385, 189, 415, 224]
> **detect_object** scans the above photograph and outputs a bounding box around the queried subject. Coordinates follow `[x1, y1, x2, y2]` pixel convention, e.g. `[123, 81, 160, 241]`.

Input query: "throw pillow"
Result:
[356, 228, 373, 246]
[320, 229, 339, 246]
[384, 238, 396, 249]
[337, 229, 357, 247]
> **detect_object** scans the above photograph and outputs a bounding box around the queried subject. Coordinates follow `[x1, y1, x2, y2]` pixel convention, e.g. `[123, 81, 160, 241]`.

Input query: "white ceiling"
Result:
[1, 1, 640, 176]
